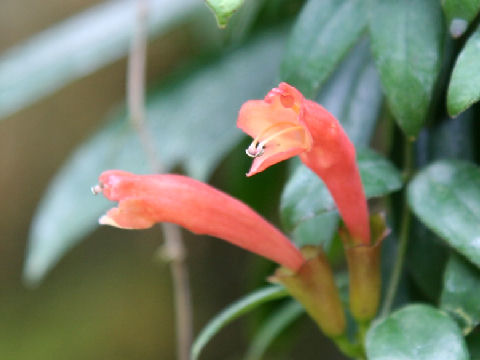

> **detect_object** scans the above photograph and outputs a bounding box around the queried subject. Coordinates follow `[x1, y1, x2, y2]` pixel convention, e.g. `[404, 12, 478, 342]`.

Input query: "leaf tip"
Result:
[446, 97, 463, 118]
[22, 253, 47, 288]
[204, 0, 243, 29]
[449, 18, 468, 38]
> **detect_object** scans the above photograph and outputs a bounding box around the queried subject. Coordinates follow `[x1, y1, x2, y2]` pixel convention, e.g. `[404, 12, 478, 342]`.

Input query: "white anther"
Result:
[91, 184, 103, 195]
[245, 143, 265, 158]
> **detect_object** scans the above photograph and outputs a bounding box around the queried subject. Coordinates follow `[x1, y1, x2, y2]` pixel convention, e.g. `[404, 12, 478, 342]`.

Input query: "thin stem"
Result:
[161, 223, 193, 360]
[380, 140, 414, 316]
[127, 0, 158, 172]
[354, 320, 372, 360]
[356, 320, 370, 350]
[332, 335, 365, 360]
[127, 1, 193, 359]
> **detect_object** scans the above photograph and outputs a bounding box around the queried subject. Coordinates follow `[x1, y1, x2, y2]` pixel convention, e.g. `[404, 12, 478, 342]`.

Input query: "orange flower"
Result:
[238, 83, 370, 245]
[94, 170, 305, 271]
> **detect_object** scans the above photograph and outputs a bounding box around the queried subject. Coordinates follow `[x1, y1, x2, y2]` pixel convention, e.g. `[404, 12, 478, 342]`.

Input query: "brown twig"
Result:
[127, 0, 158, 172]
[160, 223, 192, 360]
[127, 0, 193, 359]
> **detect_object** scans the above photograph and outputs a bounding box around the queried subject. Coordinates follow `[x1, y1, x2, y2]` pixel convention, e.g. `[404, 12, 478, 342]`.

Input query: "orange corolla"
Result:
[93, 170, 305, 271]
[238, 82, 370, 245]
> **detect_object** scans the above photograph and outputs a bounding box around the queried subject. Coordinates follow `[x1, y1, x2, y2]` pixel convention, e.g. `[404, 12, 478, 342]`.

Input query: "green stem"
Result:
[356, 320, 370, 348]
[333, 334, 365, 359]
[380, 140, 414, 316]
[401, 139, 414, 183]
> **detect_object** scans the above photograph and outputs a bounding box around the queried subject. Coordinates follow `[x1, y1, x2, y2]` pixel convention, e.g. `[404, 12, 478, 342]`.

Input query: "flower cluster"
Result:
[94, 83, 380, 346]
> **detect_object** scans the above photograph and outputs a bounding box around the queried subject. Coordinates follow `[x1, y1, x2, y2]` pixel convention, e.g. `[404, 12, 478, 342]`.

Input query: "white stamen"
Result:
[245, 143, 265, 158]
[91, 184, 103, 195]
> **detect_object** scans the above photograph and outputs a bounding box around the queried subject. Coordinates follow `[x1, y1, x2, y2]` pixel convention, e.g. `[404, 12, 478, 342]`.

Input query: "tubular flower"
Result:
[93, 170, 305, 271]
[238, 82, 370, 245]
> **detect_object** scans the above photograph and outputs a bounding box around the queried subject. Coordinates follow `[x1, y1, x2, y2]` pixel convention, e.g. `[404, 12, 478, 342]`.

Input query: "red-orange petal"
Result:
[238, 83, 371, 245]
[246, 146, 304, 176]
[300, 100, 371, 244]
[237, 86, 312, 176]
[97, 171, 305, 271]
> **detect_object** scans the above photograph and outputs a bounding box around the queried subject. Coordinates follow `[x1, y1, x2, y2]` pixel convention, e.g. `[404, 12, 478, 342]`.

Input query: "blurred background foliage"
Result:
[0, 0, 345, 359]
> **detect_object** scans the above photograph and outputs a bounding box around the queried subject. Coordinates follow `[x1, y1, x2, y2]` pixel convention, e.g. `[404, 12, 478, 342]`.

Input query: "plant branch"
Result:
[380, 140, 414, 316]
[128, 0, 158, 172]
[160, 222, 192, 360]
[127, 1, 192, 359]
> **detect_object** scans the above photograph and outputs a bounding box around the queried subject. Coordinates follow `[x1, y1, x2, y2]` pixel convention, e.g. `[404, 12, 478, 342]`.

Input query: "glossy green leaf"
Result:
[24, 32, 285, 284]
[281, 0, 367, 97]
[281, 149, 402, 246]
[407, 110, 474, 301]
[289, 214, 340, 249]
[221, 0, 266, 44]
[440, 254, 480, 334]
[244, 301, 304, 360]
[369, 0, 444, 137]
[441, 0, 480, 37]
[191, 286, 288, 360]
[408, 160, 480, 268]
[366, 304, 469, 360]
[205, 0, 244, 28]
[447, 25, 480, 116]
[356, 149, 404, 198]
[0, 0, 201, 121]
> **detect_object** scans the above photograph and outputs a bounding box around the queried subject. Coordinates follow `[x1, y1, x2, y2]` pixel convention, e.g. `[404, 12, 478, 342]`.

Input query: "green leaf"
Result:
[407, 109, 474, 302]
[24, 31, 286, 284]
[281, 149, 402, 246]
[366, 304, 469, 360]
[440, 254, 480, 334]
[369, 0, 444, 137]
[220, 0, 266, 44]
[280, 0, 367, 97]
[205, 0, 244, 28]
[191, 286, 288, 360]
[244, 301, 304, 360]
[408, 160, 480, 268]
[441, 0, 480, 37]
[24, 119, 147, 285]
[447, 25, 480, 116]
[357, 149, 404, 198]
[0, 0, 201, 121]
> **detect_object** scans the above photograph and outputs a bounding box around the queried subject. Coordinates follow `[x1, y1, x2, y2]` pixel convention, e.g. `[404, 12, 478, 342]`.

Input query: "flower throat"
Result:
[245, 121, 304, 158]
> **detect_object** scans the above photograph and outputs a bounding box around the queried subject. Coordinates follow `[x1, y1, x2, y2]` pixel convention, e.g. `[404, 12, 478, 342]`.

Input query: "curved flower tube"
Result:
[238, 82, 370, 245]
[93, 170, 305, 271]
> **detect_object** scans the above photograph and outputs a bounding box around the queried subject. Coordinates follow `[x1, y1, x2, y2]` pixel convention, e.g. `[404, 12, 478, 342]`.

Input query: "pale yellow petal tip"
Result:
[99, 214, 120, 228]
